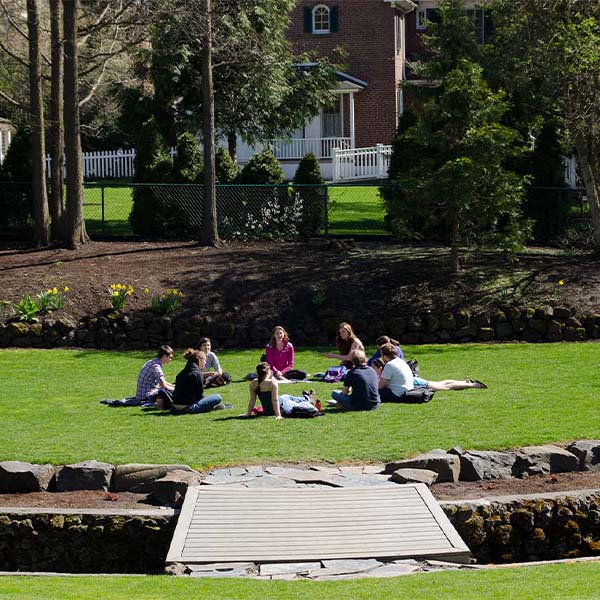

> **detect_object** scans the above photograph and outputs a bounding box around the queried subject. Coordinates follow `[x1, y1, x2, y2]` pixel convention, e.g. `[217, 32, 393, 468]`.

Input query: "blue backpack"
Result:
[323, 365, 348, 383]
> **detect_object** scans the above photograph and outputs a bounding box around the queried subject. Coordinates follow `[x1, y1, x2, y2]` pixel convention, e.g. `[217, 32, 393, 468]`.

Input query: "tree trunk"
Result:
[227, 131, 237, 164]
[49, 0, 65, 240]
[199, 0, 220, 246]
[27, 0, 49, 247]
[450, 215, 460, 273]
[63, 0, 88, 248]
[575, 135, 600, 249]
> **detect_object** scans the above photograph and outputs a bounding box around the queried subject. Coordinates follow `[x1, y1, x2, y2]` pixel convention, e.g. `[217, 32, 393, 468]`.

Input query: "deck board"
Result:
[166, 485, 471, 564]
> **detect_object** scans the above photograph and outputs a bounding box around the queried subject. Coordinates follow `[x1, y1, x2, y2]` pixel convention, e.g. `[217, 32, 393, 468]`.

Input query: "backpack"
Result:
[406, 359, 419, 376]
[323, 365, 348, 383]
[400, 387, 434, 404]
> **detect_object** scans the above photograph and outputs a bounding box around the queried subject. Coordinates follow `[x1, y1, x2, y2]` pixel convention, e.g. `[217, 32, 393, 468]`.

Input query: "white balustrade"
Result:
[332, 143, 392, 182]
[268, 137, 351, 160]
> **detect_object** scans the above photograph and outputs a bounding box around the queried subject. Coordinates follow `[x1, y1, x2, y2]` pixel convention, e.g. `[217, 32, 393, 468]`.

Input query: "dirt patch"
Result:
[1, 240, 599, 328]
[2, 472, 600, 509]
[432, 471, 600, 501]
[0, 490, 156, 510]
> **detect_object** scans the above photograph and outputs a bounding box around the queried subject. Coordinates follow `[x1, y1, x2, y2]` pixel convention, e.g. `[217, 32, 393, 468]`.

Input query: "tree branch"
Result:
[0, 88, 25, 108]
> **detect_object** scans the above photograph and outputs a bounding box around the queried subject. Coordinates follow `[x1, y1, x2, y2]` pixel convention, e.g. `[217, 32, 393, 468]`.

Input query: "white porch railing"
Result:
[332, 144, 392, 182]
[268, 137, 352, 160]
[45, 147, 178, 179]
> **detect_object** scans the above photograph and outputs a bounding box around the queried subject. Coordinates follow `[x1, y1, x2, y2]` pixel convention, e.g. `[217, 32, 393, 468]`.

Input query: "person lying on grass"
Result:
[328, 349, 381, 411]
[164, 348, 232, 414]
[376, 343, 487, 403]
[243, 362, 317, 420]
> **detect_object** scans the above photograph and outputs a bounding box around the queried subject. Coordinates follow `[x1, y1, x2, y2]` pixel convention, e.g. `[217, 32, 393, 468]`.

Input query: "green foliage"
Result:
[129, 118, 176, 236]
[172, 133, 203, 183]
[10, 292, 40, 323]
[149, 288, 184, 315]
[37, 287, 68, 312]
[293, 153, 326, 235]
[0, 127, 32, 182]
[215, 146, 238, 184]
[385, 1, 530, 270]
[108, 283, 134, 310]
[240, 149, 284, 184]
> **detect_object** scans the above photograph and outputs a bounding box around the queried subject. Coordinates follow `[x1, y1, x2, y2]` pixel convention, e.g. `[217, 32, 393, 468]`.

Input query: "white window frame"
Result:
[416, 8, 427, 30]
[312, 5, 330, 34]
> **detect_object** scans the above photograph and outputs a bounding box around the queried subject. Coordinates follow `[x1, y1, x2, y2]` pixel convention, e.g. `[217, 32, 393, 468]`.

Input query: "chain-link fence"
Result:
[0, 180, 589, 242]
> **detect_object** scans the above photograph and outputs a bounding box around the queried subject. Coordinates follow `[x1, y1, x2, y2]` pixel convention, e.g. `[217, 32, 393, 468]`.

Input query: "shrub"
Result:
[215, 146, 238, 184]
[173, 132, 203, 183]
[239, 149, 284, 184]
[293, 152, 326, 235]
[129, 118, 176, 236]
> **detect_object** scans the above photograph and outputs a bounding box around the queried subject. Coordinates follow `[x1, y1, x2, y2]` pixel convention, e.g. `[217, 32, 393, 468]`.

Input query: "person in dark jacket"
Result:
[170, 349, 231, 414]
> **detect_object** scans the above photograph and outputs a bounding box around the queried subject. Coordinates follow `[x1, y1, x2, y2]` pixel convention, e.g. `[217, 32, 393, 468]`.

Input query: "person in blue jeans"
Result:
[329, 350, 380, 411]
[169, 348, 232, 414]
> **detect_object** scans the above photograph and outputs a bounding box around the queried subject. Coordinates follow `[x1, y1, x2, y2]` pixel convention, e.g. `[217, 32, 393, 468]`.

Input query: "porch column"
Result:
[349, 92, 356, 149]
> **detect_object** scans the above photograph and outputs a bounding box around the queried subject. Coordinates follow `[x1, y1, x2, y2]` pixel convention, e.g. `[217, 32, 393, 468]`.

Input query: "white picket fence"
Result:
[45, 147, 177, 179]
[332, 144, 392, 182]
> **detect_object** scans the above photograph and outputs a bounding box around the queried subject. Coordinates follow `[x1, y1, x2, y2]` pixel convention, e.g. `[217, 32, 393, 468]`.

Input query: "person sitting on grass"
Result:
[136, 344, 175, 406]
[367, 335, 404, 366]
[168, 348, 232, 414]
[197, 337, 230, 387]
[377, 343, 487, 402]
[244, 362, 317, 420]
[265, 325, 308, 381]
[323, 322, 365, 369]
[328, 350, 380, 411]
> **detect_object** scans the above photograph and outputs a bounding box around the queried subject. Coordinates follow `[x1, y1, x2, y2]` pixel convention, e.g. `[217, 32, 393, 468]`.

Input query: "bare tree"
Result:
[26, 0, 49, 246]
[63, 0, 87, 248]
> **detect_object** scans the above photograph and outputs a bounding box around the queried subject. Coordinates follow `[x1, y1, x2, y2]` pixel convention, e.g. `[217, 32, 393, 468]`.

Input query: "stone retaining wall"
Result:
[0, 509, 176, 573]
[1, 303, 599, 350]
[444, 491, 600, 564]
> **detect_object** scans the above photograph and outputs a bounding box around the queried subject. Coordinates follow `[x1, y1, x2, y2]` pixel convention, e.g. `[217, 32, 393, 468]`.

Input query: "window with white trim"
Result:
[313, 5, 330, 34]
[416, 8, 427, 30]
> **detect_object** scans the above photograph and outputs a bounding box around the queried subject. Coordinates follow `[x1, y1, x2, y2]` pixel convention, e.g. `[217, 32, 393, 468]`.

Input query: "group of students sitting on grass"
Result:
[110, 322, 486, 417]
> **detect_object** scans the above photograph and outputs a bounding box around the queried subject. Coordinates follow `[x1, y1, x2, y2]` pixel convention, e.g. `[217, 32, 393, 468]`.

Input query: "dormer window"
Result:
[313, 5, 330, 34]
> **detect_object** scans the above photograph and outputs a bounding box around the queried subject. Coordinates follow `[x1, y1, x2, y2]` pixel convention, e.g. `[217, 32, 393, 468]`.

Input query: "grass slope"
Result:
[0, 562, 599, 599]
[1, 342, 599, 467]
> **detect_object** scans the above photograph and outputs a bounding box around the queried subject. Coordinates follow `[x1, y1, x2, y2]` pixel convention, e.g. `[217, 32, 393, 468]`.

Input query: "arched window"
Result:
[313, 5, 330, 34]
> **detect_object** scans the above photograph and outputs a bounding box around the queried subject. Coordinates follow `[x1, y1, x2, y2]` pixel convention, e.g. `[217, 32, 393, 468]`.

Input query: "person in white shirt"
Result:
[378, 343, 415, 402]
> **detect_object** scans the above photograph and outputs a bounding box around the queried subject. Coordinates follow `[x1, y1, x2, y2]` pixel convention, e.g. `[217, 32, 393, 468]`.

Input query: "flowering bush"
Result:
[38, 286, 68, 311]
[109, 283, 134, 309]
[146, 288, 184, 315]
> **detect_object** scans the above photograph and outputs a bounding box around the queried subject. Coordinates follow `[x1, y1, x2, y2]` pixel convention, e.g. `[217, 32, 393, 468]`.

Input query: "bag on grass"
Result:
[289, 402, 321, 418]
[399, 387, 434, 404]
[323, 365, 347, 383]
[204, 372, 232, 388]
[406, 359, 419, 376]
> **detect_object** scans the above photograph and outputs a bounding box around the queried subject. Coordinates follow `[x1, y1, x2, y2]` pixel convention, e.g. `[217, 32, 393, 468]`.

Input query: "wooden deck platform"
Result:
[167, 484, 470, 565]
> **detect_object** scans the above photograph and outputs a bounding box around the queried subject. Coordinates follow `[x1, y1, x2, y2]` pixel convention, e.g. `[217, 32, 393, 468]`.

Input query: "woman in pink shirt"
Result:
[265, 325, 308, 381]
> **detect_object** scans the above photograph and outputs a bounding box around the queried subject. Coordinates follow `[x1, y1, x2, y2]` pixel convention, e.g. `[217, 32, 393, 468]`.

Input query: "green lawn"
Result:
[83, 183, 134, 236]
[2, 342, 599, 468]
[327, 184, 387, 236]
[1, 561, 599, 599]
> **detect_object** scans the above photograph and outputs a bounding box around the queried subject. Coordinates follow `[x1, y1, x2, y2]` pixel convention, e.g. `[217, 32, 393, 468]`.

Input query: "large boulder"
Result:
[514, 445, 579, 477]
[56, 460, 115, 491]
[0, 461, 55, 492]
[115, 463, 197, 492]
[458, 450, 517, 481]
[148, 469, 204, 507]
[390, 468, 438, 486]
[566, 440, 600, 471]
[385, 449, 460, 483]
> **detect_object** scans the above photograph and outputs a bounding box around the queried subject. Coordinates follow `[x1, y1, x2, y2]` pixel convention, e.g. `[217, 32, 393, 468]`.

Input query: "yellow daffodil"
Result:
[64, 286, 69, 292]
[559, 280, 564, 286]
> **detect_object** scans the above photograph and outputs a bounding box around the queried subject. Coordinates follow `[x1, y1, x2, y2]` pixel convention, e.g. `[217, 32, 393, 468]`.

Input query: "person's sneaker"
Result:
[327, 399, 338, 407]
[213, 403, 233, 410]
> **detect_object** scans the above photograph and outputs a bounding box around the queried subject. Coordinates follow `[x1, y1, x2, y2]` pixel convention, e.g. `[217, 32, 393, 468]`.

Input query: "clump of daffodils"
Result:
[149, 288, 184, 315]
[108, 283, 134, 310]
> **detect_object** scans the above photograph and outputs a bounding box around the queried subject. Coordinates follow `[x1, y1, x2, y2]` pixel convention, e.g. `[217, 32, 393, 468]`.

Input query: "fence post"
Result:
[101, 183, 105, 234]
[376, 144, 384, 178]
[332, 148, 338, 183]
[324, 184, 329, 238]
